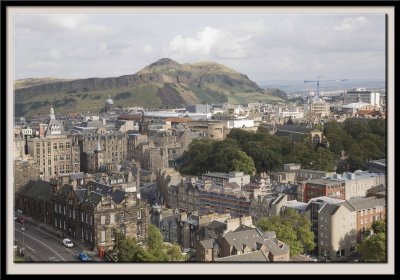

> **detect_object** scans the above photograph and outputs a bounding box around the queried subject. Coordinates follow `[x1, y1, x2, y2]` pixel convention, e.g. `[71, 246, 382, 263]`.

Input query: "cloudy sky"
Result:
[14, 13, 386, 83]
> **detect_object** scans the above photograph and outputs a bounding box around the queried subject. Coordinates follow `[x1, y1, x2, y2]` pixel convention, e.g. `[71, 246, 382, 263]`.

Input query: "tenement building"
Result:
[15, 177, 149, 251]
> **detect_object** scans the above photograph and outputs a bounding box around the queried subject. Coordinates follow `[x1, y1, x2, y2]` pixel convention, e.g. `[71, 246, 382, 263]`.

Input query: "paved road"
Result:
[14, 221, 81, 262]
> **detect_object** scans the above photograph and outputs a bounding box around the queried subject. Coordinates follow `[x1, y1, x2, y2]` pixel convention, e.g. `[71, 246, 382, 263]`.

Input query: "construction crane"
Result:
[304, 76, 348, 98]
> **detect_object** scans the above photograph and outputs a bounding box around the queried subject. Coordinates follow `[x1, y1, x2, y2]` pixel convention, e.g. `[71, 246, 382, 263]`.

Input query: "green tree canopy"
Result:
[357, 232, 386, 262]
[257, 208, 315, 256]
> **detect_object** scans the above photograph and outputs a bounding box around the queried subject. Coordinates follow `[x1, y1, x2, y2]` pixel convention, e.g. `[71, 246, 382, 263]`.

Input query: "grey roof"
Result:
[271, 183, 298, 195]
[224, 229, 266, 251]
[91, 182, 112, 195]
[85, 191, 102, 206]
[214, 250, 269, 262]
[276, 125, 313, 134]
[319, 203, 342, 215]
[58, 184, 73, 196]
[200, 239, 215, 250]
[25, 180, 52, 199]
[347, 197, 386, 211]
[75, 188, 87, 203]
[112, 189, 126, 204]
[17, 180, 36, 195]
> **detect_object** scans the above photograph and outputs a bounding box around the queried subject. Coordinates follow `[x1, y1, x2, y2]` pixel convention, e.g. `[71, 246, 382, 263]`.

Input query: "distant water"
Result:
[259, 79, 385, 94]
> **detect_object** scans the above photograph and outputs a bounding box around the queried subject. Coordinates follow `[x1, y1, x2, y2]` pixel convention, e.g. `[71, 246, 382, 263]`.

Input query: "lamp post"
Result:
[21, 223, 25, 250]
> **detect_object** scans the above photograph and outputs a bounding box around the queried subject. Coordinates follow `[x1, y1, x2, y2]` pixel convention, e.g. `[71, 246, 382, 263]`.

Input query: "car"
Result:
[62, 238, 73, 248]
[78, 251, 92, 262]
[15, 216, 26, 224]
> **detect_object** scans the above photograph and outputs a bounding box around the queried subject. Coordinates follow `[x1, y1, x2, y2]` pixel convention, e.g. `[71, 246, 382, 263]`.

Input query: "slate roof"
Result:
[112, 189, 126, 204]
[200, 239, 215, 250]
[214, 250, 269, 262]
[85, 191, 102, 206]
[319, 203, 342, 216]
[58, 184, 73, 196]
[347, 197, 386, 211]
[25, 180, 52, 199]
[224, 229, 266, 251]
[75, 188, 87, 203]
[17, 180, 36, 195]
[274, 125, 313, 142]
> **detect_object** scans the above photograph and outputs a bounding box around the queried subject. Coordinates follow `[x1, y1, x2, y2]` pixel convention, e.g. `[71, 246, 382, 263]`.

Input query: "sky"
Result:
[14, 13, 386, 84]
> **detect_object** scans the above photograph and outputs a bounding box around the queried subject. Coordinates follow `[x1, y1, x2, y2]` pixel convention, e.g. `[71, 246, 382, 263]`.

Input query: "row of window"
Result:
[99, 211, 142, 225]
[360, 206, 384, 216]
[36, 142, 71, 150]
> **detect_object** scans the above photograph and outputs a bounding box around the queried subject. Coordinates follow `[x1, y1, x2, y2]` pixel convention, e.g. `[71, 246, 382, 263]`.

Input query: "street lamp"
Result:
[21, 223, 25, 253]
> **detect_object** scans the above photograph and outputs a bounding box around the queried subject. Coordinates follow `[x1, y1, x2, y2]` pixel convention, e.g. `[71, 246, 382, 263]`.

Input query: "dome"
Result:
[106, 95, 113, 105]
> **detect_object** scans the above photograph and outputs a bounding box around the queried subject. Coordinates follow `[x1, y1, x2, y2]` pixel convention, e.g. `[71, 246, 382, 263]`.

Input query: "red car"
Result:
[15, 216, 26, 224]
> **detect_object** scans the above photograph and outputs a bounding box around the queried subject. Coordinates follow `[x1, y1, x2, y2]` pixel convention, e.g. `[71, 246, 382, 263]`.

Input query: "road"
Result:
[14, 221, 81, 262]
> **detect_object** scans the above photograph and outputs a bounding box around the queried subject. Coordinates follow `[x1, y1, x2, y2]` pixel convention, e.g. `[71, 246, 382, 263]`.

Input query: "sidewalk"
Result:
[16, 213, 103, 262]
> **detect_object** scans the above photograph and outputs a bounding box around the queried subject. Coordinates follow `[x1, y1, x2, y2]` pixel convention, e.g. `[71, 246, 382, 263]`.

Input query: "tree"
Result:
[111, 225, 186, 262]
[257, 208, 315, 256]
[371, 220, 386, 234]
[357, 233, 386, 262]
[112, 229, 140, 262]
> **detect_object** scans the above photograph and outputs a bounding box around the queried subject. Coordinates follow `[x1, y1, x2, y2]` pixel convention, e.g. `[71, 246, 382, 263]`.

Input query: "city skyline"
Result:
[15, 13, 385, 82]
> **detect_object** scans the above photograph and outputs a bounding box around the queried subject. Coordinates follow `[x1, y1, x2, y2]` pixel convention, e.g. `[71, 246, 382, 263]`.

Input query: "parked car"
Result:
[15, 216, 26, 224]
[62, 238, 73, 248]
[78, 251, 92, 262]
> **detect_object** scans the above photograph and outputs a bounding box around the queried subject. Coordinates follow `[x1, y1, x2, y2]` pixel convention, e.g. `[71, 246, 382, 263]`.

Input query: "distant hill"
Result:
[15, 58, 285, 117]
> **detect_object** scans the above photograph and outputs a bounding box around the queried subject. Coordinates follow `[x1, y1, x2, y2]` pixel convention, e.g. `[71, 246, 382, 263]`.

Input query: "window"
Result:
[111, 230, 115, 241]
[90, 216, 93, 225]
[59, 143, 64, 151]
[101, 215, 106, 225]
[54, 166, 58, 175]
[137, 210, 141, 220]
[66, 142, 71, 149]
[111, 203, 114, 210]
[63, 206, 66, 215]
[59, 205, 61, 213]
[54, 218, 57, 227]
[81, 213, 84, 222]
[66, 165, 71, 173]
[66, 154, 71, 161]
[361, 210, 363, 216]
[86, 214, 89, 224]
[55, 203, 57, 213]
[137, 225, 142, 236]
[64, 220, 66, 230]
[120, 212, 125, 223]
[53, 143, 58, 150]
[48, 158, 51, 165]
[361, 219, 363, 225]
[48, 167, 52, 174]
[321, 233, 324, 237]
[73, 209, 75, 220]
[54, 155, 58, 162]
[320, 241, 324, 246]
[59, 155, 64, 161]
[110, 214, 115, 224]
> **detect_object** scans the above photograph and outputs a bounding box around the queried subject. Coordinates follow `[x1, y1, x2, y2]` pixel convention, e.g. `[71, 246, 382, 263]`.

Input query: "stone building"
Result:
[14, 156, 40, 193]
[347, 197, 386, 241]
[78, 131, 127, 173]
[27, 107, 80, 180]
[196, 227, 290, 262]
[15, 177, 149, 251]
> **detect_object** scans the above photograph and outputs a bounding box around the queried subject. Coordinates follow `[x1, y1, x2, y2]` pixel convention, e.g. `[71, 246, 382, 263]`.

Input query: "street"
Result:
[14, 221, 82, 262]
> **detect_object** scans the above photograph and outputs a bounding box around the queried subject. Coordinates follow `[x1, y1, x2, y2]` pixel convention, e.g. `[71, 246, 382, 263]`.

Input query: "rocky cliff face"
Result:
[15, 58, 274, 117]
